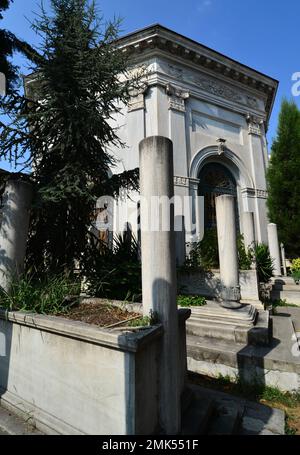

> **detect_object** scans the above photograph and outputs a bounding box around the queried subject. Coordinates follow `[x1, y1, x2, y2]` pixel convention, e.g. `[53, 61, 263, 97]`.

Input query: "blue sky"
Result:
[1, 0, 300, 170]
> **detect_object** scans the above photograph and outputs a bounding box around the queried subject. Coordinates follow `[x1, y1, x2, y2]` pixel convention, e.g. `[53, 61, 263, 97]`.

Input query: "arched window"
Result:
[198, 163, 237, 230]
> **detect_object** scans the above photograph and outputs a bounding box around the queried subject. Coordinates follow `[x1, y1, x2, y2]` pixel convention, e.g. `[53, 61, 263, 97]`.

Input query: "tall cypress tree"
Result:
[267, 99, 300, 256]
[0, 0, 141, 274]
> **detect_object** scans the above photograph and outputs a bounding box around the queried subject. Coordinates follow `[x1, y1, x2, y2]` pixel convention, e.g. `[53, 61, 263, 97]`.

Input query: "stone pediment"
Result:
[116, 24, 278, 124]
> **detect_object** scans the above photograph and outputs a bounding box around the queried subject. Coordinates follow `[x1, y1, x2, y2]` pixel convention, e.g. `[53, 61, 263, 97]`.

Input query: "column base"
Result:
[186, 301, 270, 346]
[220, 300, 243, 310]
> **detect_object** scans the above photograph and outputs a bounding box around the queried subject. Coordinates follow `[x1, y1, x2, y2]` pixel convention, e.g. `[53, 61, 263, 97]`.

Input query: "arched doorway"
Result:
[198, 162, 238, 231]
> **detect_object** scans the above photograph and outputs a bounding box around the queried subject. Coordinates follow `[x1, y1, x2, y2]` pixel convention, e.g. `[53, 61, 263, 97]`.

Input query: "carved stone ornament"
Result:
[216, 138, 227, 155]
[246, 113, 263, 136]
[174, 176, 189, 187]
[128, 84, 148, 112]
[163, 63, 260, 109]
[166, 83, 189, 112]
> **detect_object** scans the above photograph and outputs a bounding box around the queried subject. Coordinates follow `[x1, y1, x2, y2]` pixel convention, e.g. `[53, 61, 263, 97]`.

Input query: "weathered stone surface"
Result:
[216, 194, 241, 308]
[0, 405, 42, 435]
[0, 311, 163, 435]
[186, 302, 269, 346]
[186, 384, 285, 435]
[139, 135, 185, 434]
[178, 269, 261, 305]
[241, 211, 256, 249]
[187, 310, 300, 392]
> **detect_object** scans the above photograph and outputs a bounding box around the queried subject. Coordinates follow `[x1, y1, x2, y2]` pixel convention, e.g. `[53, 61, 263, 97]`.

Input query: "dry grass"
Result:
[59, 300, 140, 328]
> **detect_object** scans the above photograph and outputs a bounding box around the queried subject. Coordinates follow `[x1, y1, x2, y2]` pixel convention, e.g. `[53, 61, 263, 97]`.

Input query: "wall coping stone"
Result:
[0, 309, 163, 353]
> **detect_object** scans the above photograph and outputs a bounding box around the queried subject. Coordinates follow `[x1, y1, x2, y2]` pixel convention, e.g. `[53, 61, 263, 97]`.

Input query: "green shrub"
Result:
[177, 295, 206, 307]
[82, 232, 142, 302]
[291, 258, 300, 283]
[184, 229, 252, 271]
[253, 243, 274, 283]
[237, 234, 253, 270]
[0, 274, 80, 314]
[184, 229, 219, 271]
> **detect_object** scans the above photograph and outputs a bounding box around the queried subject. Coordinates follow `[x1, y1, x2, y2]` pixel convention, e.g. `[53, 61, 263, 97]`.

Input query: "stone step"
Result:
[240, 402, 285, 435]
[208, 401, 241, 435]
[186, 309, 270, 346]
[187, 312, 300, 392]
[180, 395, 214, 435]
[188, 385, 285, 435]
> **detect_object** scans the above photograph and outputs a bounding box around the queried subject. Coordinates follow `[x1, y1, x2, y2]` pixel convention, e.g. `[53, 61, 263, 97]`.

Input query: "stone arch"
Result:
[189, 145, 254, 190]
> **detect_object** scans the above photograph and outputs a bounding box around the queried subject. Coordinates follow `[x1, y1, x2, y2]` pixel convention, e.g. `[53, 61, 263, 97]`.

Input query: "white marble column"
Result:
[0, 179, 33, 292]
[241, 211, 256, 250]
[216, 194, 242, 309]
[268, 223, 281, 277]
[139, 135, 180, 434]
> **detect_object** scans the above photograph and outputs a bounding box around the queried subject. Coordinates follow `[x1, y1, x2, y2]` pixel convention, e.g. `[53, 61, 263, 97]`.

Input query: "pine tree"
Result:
[0, 0, 142, 274]
[267, 99, 300, 257]
[0, 0, 40, 93]
[0, 0, 17, 92]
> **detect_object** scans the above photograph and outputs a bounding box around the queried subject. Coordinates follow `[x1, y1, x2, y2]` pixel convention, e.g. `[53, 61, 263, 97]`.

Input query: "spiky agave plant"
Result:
[253, 243, 274, 283]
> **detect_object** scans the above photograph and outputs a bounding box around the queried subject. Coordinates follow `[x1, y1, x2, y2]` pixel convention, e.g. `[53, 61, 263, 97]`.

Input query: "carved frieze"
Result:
[194, 76, 243, 104]
[167, 64, 183, 80]
[161, 62, 260, 110]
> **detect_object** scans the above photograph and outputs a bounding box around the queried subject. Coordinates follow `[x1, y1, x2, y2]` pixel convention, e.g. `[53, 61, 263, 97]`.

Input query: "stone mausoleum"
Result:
[106, 24, 278, 253]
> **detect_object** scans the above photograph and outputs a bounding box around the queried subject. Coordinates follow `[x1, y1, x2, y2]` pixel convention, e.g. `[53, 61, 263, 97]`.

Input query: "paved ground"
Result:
[0, 405, 42, 435]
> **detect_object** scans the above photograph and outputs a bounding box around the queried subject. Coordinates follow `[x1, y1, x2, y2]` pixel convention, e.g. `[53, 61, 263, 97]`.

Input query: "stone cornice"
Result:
[116, 24, 278, 125]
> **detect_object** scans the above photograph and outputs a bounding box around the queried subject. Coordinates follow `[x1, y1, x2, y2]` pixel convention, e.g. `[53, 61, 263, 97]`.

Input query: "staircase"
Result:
[181, 385, 285, 435]
[186, 302, 300, 393]
[186, 301, 270, 346]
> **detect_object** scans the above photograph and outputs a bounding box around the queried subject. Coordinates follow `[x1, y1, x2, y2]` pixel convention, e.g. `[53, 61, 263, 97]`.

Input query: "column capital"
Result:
[128, 83, 149, 112]
[245, 113, 264, 136]
[166, 83, 190, 113]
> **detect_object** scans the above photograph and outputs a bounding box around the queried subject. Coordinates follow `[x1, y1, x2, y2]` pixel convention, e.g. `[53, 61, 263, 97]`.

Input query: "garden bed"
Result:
[58, 298, 141, 328]
[0, 307, 163, 435]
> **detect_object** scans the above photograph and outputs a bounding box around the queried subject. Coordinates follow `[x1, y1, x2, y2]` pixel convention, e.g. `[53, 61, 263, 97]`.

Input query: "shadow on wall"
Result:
[236, 311, 281, 392]
[0, 316, 13, 404]
[0, 183, 15, 406]
[0, 185, 24, 285]
[120, 277, 187, 435]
